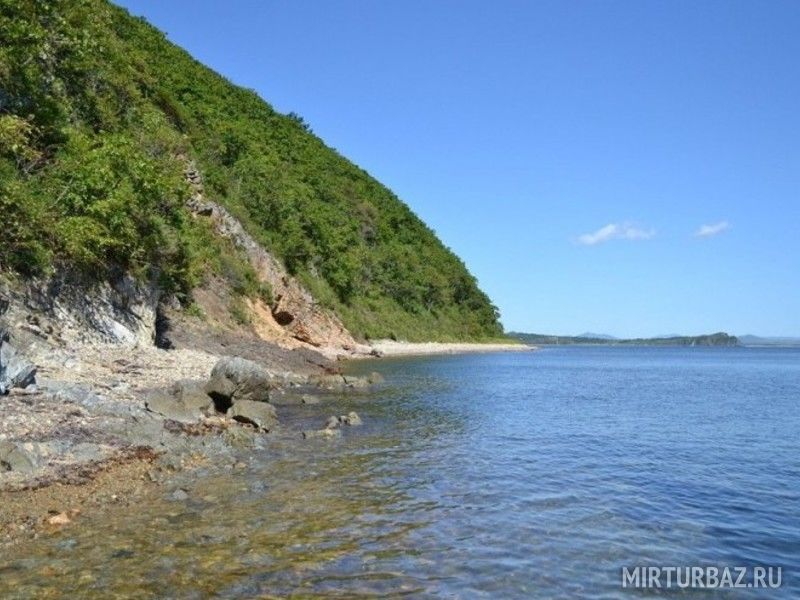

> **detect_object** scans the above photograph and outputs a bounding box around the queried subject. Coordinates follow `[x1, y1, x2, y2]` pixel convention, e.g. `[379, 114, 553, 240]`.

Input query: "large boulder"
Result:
[227, 400, 277, 432]
[205, 356, 273, 409]
[0, 333, 37, 395]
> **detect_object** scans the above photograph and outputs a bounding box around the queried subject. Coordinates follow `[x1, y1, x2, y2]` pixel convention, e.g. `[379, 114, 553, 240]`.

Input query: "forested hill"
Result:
[510, 332, 741, 347]
[0, 0, 503, 342]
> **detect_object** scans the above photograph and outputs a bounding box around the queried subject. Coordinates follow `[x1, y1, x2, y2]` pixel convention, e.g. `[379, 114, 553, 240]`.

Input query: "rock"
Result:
[205, 356, 273, 410]
[47, 512, 72, 526]
[301, 394, 321, 405]
[170, 380, 213, 412]
[227, 400, 277, 432]
[0, 337, 37, 395]
[309, 373, 372, 390]
[145, 392, 204, 424]
[224, 426, 257, 449]
[144, 380, 213, 423]
[324, 415, 341, 430]
[268, 388, 305, 406]
[308, 374, 346, 390]
[367, 371, 385, 384]
[0, 440, 38, 473]
[301, 428, 341, 439]
[170, 489, 189, 502]
[343, 375, 370, 388]
[341, 411, 362, 426]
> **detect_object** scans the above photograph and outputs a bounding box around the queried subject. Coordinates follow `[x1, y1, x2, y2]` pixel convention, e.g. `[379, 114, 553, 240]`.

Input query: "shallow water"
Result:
[2, 347, 799, 598]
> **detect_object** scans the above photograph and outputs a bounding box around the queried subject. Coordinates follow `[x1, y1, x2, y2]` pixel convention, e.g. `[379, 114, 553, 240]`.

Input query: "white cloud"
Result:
[577, 223, 655, 246]
[695, 220, 730, 238]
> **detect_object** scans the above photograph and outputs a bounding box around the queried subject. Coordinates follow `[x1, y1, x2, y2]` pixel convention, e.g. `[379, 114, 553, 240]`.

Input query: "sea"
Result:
[3, 347, 799, 598]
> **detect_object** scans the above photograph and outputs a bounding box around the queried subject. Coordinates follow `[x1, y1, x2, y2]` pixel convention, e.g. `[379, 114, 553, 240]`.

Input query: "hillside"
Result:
[0, 0, 502, 342]
[510, 332, 740, 347]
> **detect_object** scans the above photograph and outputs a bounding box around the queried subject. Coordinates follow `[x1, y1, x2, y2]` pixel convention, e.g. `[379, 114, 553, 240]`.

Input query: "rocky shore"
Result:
[0, 328, 381, 549]
[0, 274, 521, 549]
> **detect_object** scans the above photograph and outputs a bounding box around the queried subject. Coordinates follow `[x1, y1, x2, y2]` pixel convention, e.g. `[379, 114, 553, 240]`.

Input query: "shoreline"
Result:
[365, 340, 536, 357]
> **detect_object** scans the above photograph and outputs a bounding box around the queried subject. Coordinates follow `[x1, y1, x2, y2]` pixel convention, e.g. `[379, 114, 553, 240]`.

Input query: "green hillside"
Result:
[0, 0, 502, 341]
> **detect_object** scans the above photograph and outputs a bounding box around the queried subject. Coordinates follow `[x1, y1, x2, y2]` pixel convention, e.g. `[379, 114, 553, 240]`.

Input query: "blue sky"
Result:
[117, 0, 799, 337]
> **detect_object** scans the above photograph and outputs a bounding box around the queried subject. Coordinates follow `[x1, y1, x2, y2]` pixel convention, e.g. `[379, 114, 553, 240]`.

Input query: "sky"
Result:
[116, 0, 799, 337]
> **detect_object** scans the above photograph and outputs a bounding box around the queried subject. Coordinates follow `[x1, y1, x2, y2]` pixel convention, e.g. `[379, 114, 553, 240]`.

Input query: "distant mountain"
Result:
[509, 332, 740, 347]
[739, 335, 800, 347]
[577, 332, 617, 340]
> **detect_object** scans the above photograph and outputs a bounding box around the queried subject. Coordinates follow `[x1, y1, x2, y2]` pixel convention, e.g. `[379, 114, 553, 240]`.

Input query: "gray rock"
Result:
[227, 400, 277, 432]
[0, 440, 39, 474]
[367, 371, 385, 384]
[170, 488, 189, 502]
[324, 415, 341, 430]
[0, 338, 37, 395]
[145, 392, 204, 424]
[205, 356, 273, 409]
[170, 380, 213, 412]
[224, 425, 257, 449]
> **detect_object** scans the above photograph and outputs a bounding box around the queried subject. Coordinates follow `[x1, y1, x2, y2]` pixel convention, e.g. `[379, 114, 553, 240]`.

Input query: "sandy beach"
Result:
[367, 340, 536, 357]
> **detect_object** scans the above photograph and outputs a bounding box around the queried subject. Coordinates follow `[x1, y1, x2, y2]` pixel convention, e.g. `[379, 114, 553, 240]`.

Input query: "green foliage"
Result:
[0, 0, 504, 340]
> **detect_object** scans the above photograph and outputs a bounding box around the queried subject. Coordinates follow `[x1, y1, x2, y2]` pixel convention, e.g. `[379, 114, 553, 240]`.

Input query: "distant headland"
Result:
[509, 332, 741, 347]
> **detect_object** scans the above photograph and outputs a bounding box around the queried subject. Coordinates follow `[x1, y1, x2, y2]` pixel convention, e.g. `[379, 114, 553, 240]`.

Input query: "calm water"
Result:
[3, 347, 799, 598]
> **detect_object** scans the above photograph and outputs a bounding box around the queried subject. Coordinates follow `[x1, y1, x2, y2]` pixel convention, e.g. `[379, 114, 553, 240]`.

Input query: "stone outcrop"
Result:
[183, 162, 370, 356]
[0, 332, 36, 395]
[0, 273, 161, 348]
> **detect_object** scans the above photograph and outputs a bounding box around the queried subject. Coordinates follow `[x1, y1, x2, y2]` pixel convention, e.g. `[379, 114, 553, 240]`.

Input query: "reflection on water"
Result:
[2, 348, 800, 598]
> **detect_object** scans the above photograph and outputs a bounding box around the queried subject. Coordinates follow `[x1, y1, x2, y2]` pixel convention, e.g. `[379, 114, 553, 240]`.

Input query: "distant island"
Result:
[738, 335, 800, 347]
[509, 332, 740, 347]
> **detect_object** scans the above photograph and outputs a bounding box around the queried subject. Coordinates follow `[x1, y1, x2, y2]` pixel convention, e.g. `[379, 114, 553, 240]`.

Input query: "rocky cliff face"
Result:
[184, 163, 372, 358]
[0, 274, 161, 351]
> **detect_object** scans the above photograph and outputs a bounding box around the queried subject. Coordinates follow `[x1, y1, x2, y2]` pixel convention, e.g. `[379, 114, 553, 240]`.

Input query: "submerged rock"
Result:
[301, 428, 341, 440]
[227, 400, 277, 432]
[342, 411, 362, 426]
[308, 373, 372, 391]
[321, 411, 363, 430]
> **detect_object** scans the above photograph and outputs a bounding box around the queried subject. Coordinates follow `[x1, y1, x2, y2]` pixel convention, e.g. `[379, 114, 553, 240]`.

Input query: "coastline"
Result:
[366, 340, 536, 357]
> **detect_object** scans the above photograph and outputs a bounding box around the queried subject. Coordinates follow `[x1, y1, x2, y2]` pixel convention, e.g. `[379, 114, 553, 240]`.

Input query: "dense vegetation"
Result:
[509, 332, 740, 347]
[0, 0, 503, 341]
